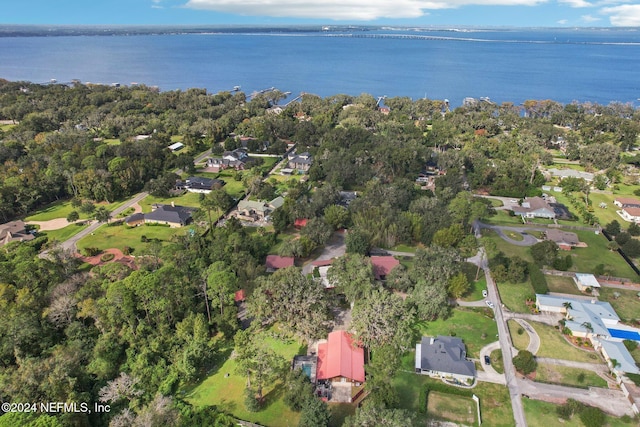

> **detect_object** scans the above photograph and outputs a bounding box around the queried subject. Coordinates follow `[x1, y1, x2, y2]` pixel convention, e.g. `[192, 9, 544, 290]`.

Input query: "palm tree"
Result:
[562, 301, 573, 319]
[581, 322, 594, 336]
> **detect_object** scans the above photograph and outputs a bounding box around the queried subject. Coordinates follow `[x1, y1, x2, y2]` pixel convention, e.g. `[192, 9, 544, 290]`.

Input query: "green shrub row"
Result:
[528, 263, 549, 294]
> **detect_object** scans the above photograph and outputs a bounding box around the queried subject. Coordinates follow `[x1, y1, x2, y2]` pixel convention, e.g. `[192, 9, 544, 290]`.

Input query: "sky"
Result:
[2, 0, 640, 27]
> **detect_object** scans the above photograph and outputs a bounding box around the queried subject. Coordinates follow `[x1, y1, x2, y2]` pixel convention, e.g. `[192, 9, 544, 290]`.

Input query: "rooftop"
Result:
[317, 331, 365, 383]
[416, 336, 476, 378]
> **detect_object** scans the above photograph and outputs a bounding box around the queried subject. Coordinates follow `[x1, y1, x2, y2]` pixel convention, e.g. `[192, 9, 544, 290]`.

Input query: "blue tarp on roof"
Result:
[608, 329, 640, 341]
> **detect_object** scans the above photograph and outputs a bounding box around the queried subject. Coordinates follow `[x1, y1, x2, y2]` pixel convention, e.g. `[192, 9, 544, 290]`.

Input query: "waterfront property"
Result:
[415, 336, 476, 384]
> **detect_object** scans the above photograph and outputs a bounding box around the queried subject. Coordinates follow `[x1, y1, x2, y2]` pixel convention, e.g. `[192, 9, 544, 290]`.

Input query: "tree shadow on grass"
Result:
[261, 382, 286, 411]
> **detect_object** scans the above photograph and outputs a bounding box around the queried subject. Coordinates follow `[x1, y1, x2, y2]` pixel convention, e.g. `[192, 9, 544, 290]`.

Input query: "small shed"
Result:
[574, 273, 601, 292]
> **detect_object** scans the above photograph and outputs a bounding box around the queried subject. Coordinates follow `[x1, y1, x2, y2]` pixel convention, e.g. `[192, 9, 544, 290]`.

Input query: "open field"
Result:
[496, 280, 535, 313]
[139, 192, 203, 213]
[392, 372, 514, 427]
[185, 330, 304, 427]
[412, 308, 498, 358]
[570, 230, 638, 279]
[507, 320, 530, 351]
[76, 222, 191, 254]
[39, 223, 90, 243]
[482, 229, 534, 263]
[598, 287, 640, 323]
[26, 199, 126, 222]
[427, 391, 476, 425]
[482, 210, 527, 226]
[546, 275, 582, 295]
[523, 398, 638, 427]
[529, 322, 602, 363]
[535, 363, 608, 389]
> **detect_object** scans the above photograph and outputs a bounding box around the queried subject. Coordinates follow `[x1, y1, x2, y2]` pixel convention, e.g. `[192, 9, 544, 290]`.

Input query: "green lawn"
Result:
[392, 372, 514, 427]
[489, 348, 505, 374]
[139, 192, 204, 213]
[570, 230, 638, 280]
[545, 275, 582, 295]
[598, 287, 640, 323]
[328, 403, 355, 427]
[427, 391, 477, 425]
[412, 308, 498, 358]
[185, 330, 305, 427]
[76, 222, 192, 253]
[482, 229, 534, 263]
[482, 210, 526, 226]
[529, 322, 602, 363]
[39, 223, 90, 244]
[535, 363, 608, 389]
[523, 398, 638, 427]
[460, 275, 487, 302]
[26, 199, 127, 221]
[496, 280, 535, 314]
[507, 320, 530, 351]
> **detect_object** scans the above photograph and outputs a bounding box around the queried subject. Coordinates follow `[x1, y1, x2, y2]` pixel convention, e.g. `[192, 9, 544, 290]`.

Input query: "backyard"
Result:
[76, 222, 192, 254]
[391, 372, 514, 426]
[496, 280, 535, 314]
[412, 308, 498, 358]
[529, 322, 602, 364]
[545, 275, 582, 295]
[426, 391, 477, 425]
[598, 287, 640, 324]
[523, 398, 637, 427]
[534, 363, 608, 389]
[185, 329, 305, 427]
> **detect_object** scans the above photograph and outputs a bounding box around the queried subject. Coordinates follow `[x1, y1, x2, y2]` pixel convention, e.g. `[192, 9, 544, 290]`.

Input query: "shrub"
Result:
[528, 263, 549, 294]
[83, 247, 101, 257]
[418, 387, 429, 414]
[141, 235, 148, 242]
[517, 327, 524, 335]
[100, 253, 115, 262]
[122, 246, 133, 255]
[577, 372, 585, 383]
[513, 350, 537, 375]
[579, 406, 605, 427]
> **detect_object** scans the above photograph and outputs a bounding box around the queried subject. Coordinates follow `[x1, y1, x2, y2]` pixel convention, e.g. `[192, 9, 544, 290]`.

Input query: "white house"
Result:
[619, 207, 640, 224]
[535, 294, 619, 338]
[512, 197, 556, 219]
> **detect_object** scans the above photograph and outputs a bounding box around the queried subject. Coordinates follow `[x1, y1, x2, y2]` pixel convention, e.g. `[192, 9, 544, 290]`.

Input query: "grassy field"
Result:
[139, 192, 204, 213]
[427, 391, 477, 425]
[570, 230, 638, 279]
[186, 330, 305, 427]
[412, 308, 498, 358]
[496, 280, 535, 313]
[460, 275, 487, 302]
[483, 210, 527, 226]
[76, 222, 191, 253]
[489, 348, 505, 374]
[529, 322, 602, 363]
[523, 398, 638, 427]
[598, 287, 640, 323]
[26, 199, 127, 221]
[482, 229, 534, 263]
[545, 275, 582, 295]
[39, 223, 90, 243]
[534, 363, 608, 389]
[507, 320, 530, 351]
[328, 403, 355, 427]
[392, 372, 514, 427]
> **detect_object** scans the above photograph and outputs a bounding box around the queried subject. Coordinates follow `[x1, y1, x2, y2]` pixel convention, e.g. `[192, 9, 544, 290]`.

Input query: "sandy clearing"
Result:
[27, 218, 73, 231]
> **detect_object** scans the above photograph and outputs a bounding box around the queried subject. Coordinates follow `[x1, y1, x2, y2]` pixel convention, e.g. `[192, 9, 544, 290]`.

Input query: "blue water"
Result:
[608, 329, 640, 341]
[1, 27, 640, 107]
[302, 363, 312, 378]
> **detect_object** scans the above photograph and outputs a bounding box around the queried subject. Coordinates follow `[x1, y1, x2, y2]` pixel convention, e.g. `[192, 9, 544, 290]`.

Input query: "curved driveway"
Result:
[514, 319, 540, 355]
[476, 221, 542, 246]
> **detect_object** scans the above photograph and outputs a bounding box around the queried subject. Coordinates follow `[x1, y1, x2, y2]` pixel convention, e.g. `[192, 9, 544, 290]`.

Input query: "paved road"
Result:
[476, 220, 541, 246]
[481, 252, 528, 427]
[519, 379, 634, 416]
[44, 191, 149, 255]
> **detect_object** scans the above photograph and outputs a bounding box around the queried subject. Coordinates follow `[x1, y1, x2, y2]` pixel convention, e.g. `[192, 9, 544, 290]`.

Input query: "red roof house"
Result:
[370, 256, 400, 280]
[294, 218, 308, 228]
[265, 255, 295, 272]
[317, 331, 365, 383]
[234, 289, 246, 303]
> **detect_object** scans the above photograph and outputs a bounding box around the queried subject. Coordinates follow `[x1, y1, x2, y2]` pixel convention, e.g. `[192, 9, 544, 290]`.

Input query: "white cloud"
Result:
[559, 0, 593, 7]
[184, 0, 549, 20]
[601, 4, 640, 25]
[557, 18, 569, 23]
[580, 13, 601, 21]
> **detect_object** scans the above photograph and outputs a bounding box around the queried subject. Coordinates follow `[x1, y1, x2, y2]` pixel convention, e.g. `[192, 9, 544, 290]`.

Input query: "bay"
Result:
[1, 26, 639, 107]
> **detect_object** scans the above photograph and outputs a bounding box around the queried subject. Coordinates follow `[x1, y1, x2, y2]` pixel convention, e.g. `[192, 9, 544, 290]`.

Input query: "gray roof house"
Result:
[0, 220, 34, 246]
[176, 176, 225, 194]
[415, 336, 476, 383]
[287, 152, 313, 172]
[547, 168, 594, 182]
[144, 203, 195, 228]
[512, 197, 556, 219]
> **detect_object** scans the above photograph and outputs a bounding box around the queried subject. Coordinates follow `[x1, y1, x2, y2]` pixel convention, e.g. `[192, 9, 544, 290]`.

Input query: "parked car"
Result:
[486, 300, 494, 309]
[482, 289, 488, 298]
[484, 355, 491, 365]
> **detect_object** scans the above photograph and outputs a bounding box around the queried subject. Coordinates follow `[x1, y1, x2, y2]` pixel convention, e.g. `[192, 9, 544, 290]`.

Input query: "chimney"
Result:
[171, 201, 175, 208]
[430, 337, 435, 345]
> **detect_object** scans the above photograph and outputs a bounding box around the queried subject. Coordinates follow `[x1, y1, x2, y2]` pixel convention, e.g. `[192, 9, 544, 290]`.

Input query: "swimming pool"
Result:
[302, 363, 312, 378]
[608, 328, 640, 341]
